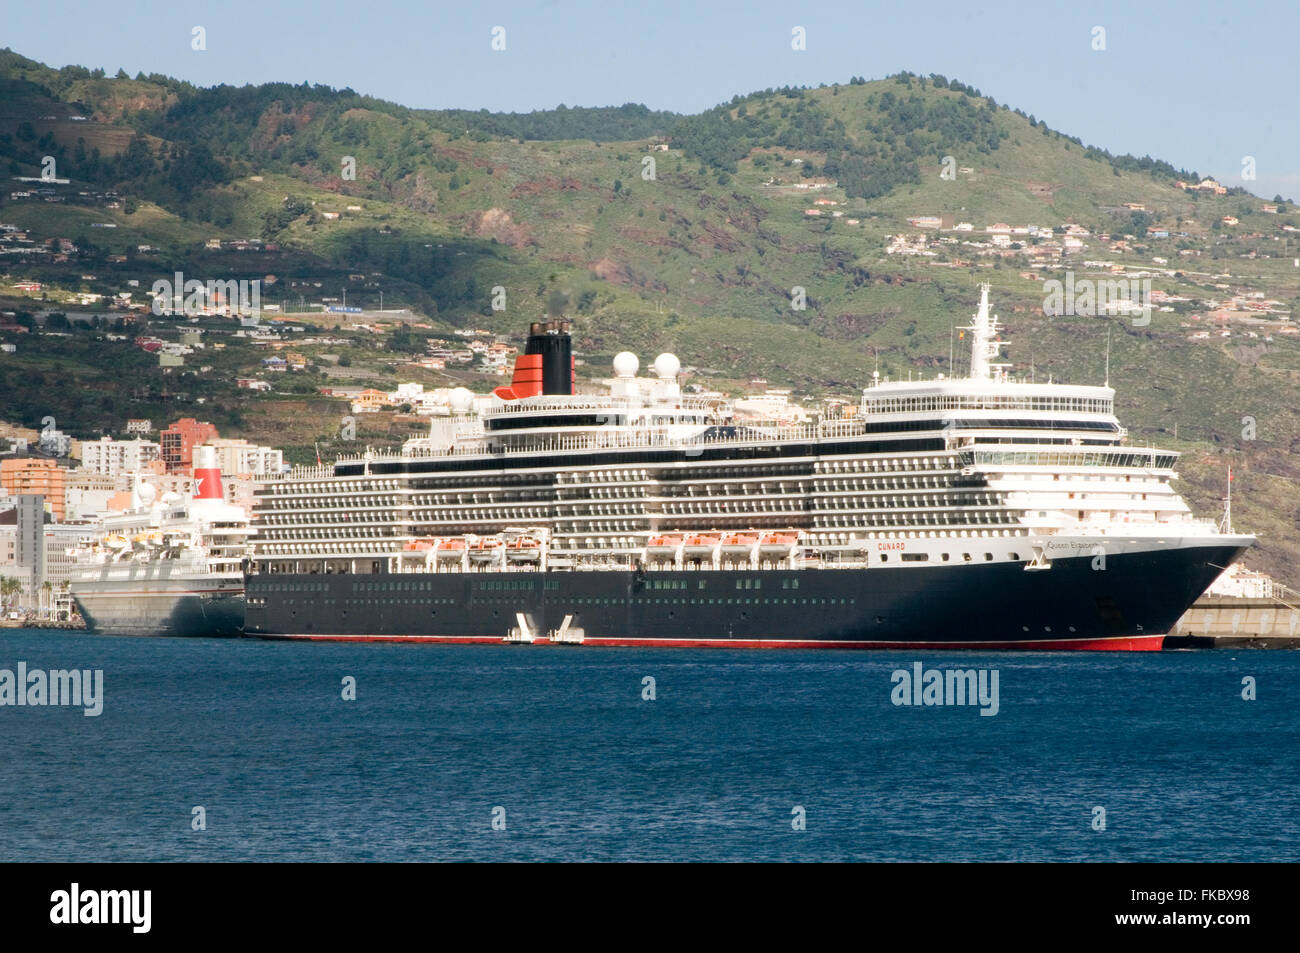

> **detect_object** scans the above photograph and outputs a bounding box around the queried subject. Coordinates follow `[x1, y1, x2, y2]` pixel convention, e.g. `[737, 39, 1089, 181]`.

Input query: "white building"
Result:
[80, 436, 161, 475]
[390, 382, 425, 403]
[43, 521, 96, 588]
[202, 439, 284, 476]
[38, 428, 72, 457]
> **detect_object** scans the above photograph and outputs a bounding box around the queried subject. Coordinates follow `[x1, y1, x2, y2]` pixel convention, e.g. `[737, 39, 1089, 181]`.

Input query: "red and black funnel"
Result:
[495, 320, 575, 400]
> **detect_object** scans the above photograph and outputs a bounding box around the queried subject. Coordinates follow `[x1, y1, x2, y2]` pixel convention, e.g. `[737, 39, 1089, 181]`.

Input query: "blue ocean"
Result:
[1, 629, 1296, 862]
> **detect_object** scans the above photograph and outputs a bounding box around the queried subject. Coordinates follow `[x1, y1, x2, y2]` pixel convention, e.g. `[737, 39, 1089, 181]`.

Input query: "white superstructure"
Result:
[250, 286, 1247, 580]
[69, 447, 251, 636]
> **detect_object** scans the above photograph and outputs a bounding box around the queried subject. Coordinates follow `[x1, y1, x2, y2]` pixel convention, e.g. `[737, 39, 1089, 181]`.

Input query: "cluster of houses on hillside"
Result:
[1175, 178, 1228, 195]
[7, 181, 122, 207]
[1, 225, 79, 261]
[888, 220, 1092, 262]
[315, 382, 478, 416]
[204, 238, 281, 253]
[801, 198, 862, 225]
[411, 330, 517, 374]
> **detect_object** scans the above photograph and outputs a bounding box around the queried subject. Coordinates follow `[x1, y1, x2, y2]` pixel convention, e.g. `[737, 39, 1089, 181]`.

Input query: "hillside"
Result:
[2, 50, 1298, 585]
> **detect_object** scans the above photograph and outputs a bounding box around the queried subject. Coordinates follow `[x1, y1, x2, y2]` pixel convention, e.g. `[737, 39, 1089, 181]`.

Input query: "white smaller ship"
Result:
[69, 446, 251, 637]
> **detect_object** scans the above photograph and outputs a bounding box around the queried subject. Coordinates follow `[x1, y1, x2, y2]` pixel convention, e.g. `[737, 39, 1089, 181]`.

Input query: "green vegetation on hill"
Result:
[671, 76, 1007, 199]
[2, 48, 1299, 584]
[423, 103, 680, 142]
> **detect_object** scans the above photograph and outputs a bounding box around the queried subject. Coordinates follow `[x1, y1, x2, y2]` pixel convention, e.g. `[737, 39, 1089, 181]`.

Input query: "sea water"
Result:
[0, 630, 1295, 862]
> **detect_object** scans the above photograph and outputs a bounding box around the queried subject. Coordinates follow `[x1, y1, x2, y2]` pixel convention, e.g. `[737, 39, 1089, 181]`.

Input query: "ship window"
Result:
[984, 553, 993, 561]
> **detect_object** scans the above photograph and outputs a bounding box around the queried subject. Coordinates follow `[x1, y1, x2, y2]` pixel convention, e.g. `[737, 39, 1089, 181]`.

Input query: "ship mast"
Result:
[1219, 465, 1233, 534]
[962, 283, 1009, 381]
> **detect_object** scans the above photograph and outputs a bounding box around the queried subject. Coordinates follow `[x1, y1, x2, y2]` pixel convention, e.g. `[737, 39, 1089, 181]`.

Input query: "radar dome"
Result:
[613, 352, 639, 378]
[137, 483, 157, 505]
[450, 387, 475, 413]
[161, 491, 183, 505]
[653, 352, 680, 380]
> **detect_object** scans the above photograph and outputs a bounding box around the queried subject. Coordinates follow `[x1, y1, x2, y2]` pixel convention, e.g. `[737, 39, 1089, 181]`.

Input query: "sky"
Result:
[4, 0, 1297, 199]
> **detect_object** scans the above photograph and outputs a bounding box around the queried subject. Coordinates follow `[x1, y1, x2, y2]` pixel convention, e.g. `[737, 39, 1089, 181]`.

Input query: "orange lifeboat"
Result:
[435, 537, 468, 561]
[759, 530, 801, 559]
[467, 537, 505, 563]
[404, 537, 438, 552]
[683, 533, 721, 558]
[721, 532, 760, 557]
[505, 536, 542, 562]
[647, 534, 684, 560]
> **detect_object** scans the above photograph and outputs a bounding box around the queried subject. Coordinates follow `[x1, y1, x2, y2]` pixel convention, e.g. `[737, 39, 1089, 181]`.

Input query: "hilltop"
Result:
[1, 49, 1299, 584]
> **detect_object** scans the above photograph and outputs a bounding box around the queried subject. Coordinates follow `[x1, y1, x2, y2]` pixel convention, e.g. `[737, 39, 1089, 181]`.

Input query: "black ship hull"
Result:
[244, 542, 1247, 650]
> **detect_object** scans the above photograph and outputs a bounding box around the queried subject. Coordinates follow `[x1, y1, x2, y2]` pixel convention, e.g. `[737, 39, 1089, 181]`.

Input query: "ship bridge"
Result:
[861, 283, 1123, 449]
[862, 377, 1124, 448]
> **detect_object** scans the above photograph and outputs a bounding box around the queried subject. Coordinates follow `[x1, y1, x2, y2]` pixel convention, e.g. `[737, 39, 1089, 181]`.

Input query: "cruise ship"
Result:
[245, 285, 1252, 649]
[69, 447, 251, 637]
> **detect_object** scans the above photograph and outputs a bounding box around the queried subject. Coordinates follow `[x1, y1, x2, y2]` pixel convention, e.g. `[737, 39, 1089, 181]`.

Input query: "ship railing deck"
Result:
[263, 419, 877, 480]
[487, 394, 719, 416]
[263, 433, 1181, 485]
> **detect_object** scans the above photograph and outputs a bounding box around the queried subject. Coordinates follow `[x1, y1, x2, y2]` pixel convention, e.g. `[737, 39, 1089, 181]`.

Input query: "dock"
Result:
[1165, 568, 1300, 649]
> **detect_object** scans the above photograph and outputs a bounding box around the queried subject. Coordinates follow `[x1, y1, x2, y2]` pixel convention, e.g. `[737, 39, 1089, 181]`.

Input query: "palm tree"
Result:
[0, 577, 21, 612]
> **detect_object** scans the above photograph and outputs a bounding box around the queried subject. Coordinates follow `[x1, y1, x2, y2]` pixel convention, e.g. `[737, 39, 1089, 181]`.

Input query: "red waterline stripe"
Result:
[256, 634, 505, 644]
[578, 635, 1166, 651]
[252, 633, 1166, 650]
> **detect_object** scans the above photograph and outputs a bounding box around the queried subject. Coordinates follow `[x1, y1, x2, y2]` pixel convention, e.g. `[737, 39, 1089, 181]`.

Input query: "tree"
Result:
[0, 576, 22, 610]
